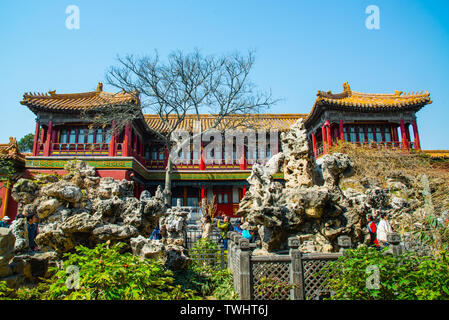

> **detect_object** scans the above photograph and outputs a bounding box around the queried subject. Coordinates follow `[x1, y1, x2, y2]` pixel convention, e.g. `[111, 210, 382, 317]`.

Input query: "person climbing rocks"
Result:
[27, 214, 39, 252]
[366, 215, 379, 247]
[376, 212, 393, 248]
[0, 216, 11, 228]
[150, 224, 162, 240]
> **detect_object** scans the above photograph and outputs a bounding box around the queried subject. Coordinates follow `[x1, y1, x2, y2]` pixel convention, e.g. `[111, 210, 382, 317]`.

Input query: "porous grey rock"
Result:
[11, 160, 167, 256]
[236, 119, 366, 252]
[130, 235, 189, 270]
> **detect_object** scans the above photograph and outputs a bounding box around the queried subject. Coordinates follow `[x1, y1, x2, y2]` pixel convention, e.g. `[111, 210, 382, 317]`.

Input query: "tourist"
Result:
[242, 228, 252, 241]
[376, 212, 393, 247]
[217, 215, 231, 249]
[0, 216, 11, 228]
[201, 215, 213, 239]
[233, 218, 243, 235]
[27, 214, 39, 252]
[150, 224, 162, 240]
[366, 215, 379, 247]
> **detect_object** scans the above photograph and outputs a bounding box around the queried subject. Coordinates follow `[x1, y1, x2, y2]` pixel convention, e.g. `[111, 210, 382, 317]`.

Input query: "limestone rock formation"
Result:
[11, 160, 166, 256]
[237, 119, 366, 252]
[130, 235, 189, 270]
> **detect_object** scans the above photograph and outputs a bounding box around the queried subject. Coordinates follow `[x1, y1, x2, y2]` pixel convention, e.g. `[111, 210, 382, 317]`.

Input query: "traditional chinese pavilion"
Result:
[0, 81, 433, 220]
[0, 137, 26, 220]
[305, 82, 431, 158]
[17, 83, 305, 217]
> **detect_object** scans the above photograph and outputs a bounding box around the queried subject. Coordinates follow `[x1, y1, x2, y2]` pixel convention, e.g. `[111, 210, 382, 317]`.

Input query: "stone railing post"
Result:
[387, 232, 403, 256]
[288, 237, 304, 300]
[337, 235, 352, 254]
[237, 238, 251, 300]
[227, 231, 237, 270]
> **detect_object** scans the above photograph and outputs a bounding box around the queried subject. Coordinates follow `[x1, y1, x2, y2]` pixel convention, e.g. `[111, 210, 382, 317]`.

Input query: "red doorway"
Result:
[213, 188, 233, 217]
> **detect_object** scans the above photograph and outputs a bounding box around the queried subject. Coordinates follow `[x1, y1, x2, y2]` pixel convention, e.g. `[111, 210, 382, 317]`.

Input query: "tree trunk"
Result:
[164, 154, 173, 206]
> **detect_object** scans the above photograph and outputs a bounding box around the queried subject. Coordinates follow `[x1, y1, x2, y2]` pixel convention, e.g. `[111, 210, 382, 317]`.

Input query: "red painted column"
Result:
[242, 185, 247, 197]
[325, 120, 332, 147]
[123, 123, 131, 156]
[43, 121, 53, 156]
[405, 124, 411, 147]
[321, 124, 327, 153]
[339, 120, 345, 142]
[400, 120, 408, 151]
[201, 185, 206, 200]
[412, 119, 421, 150]
[312, 132, 317, 157]
[108, 122, 116, 157]
[240, 145, 247, 170]
[199, 142, 206, 170]
[392, 126, 399, 147]
[33, 121, 40, 156]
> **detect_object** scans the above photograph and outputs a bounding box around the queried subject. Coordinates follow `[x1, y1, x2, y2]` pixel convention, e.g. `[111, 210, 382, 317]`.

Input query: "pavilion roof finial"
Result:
[97, 82, 103, 92]
[343, 81, 351, 95]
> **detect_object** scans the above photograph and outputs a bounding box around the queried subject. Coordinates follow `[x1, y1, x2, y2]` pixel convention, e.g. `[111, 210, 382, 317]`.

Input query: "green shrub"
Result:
[175, 238, 236, 300]
[17, 242, 196, 300]
[323, 246, 449, 300]
[0, 281, 14, 300]
[189, 238, 225, 271]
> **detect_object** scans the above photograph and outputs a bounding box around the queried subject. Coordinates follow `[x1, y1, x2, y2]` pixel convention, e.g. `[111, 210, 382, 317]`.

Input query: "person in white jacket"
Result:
[376, 212, 393, 247]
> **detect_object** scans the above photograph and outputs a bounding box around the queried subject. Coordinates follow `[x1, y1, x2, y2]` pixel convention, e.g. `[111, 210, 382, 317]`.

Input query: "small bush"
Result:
[323, 246, 449, 300]
[15, 242, 196, 300]
[175, 238, 236, 300]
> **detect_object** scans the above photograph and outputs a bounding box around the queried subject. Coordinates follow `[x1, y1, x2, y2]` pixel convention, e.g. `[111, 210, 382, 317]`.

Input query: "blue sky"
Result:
[0, 0, 448, 149]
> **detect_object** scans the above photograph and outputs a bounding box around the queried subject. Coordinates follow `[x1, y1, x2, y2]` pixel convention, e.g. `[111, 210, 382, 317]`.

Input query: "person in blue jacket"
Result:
[150, 225, 162, 240]
[0, 216, 11, 228]
[233, 218, 243, 234]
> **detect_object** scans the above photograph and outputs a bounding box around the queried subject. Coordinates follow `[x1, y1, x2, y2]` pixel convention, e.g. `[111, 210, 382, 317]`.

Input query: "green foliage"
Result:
[189, 238, 224, 271]
[208, 268, 238, 300]
[0, 159, 16, 182]
[414, 214, 449, 253]
[10, 239, 237, 300]
[323, 246, 449, 300]
[254, 276, 297, 300]
[0, 281, 14, 300]
[18, 133, 34, 153]
[16, 242, 196, 300]
[174, 238, 236, 300]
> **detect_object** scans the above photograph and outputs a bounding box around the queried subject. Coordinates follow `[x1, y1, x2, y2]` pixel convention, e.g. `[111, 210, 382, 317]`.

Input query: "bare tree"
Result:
[102, 49, 277, 204]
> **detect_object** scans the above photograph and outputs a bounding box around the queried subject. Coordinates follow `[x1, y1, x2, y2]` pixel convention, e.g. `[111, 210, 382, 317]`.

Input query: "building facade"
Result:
[0, 82, 433, 220]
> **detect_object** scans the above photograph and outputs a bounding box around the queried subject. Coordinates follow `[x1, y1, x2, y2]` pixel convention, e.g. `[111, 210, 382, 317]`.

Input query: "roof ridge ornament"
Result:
[97, 82, 103, 92]
[394, 90, 403, 96]
[343, 81, 352, 96]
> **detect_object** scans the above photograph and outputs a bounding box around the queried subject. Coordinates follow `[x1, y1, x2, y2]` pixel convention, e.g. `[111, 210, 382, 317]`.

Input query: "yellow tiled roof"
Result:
[20, 83, 139, 113]
[305, 82, 432, 125]
[423, 150, 449, 159]
[0, 137, 25, 162]
[144, 113, 307, 133]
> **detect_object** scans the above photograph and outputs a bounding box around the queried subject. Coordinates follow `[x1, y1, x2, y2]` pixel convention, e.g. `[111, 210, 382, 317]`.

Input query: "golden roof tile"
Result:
[0, 137, 25, 162]
[144, 113, 307, 133]
[20, 82, 139, 114]
[306, 82, 432, 125]
[316, 82, 431, 109]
